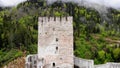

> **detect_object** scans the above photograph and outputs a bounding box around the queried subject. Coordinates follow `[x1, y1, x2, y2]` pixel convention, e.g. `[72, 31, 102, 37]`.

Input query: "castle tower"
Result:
[38, 17, 73, 68]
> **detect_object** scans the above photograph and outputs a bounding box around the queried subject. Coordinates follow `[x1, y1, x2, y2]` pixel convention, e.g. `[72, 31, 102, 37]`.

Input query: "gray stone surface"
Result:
[95, 63, 120, 68]
[25, 54, 37, 68]
[74, 57, 120, 68]
[74, 57, 94, 68]
[38, 17, 73, 68]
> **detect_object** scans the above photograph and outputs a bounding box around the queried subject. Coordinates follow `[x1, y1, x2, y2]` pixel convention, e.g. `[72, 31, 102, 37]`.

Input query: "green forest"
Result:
[0, 0, 120, 66]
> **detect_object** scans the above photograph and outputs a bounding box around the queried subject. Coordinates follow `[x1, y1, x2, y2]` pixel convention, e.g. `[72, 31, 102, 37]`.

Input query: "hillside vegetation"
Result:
[0, 0, 120, 66]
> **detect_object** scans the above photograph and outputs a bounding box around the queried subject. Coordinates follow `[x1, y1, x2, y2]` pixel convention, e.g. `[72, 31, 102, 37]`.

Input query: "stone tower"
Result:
[38, 17, 73, 68]
[26, 17, 120, 68]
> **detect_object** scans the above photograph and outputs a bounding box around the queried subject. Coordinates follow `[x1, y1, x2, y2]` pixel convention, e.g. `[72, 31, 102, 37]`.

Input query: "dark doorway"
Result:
[74, 65, 79, 68]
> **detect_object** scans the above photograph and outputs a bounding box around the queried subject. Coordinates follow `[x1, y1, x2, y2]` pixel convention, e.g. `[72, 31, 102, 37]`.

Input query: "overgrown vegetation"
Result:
[0, 0, 120, 66]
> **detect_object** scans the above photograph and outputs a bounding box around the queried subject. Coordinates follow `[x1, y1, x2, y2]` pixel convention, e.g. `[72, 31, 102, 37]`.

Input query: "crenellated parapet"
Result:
[38, 16, 73, 36]
[38, 16, 73, 22]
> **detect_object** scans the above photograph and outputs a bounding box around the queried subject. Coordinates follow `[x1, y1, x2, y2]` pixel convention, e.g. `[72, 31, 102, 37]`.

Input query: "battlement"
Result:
[38, 16, 73, 22]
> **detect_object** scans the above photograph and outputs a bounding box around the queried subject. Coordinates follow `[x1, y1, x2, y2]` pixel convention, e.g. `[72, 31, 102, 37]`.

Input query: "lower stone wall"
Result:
[74, 57, 94, 68]
[25, 54, 37, 68]
[74, 57, 120, 68]
[26, 55, 120, 68]
[94, 63, 109, 68]
[95, 63, 120, 68]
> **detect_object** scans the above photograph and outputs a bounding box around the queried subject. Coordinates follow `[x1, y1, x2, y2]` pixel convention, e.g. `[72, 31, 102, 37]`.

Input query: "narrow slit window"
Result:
[53, 63, 55, 67]
[53, 28, 55, 31]
[56, 38, 58, 42]
[56, 47, 58, 50]
[45, 32, 47, 35]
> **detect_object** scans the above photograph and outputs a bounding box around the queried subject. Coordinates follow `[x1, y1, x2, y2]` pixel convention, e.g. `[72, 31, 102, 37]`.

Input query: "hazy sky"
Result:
[0, 0, 120, 9]
[0, 0, 26, 7]
[86, 0, 120, 9]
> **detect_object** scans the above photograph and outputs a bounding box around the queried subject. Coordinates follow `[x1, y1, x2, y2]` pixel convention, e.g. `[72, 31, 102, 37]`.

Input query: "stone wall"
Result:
[26, 55, 120, 68]
[25, 54, 37, 68]
[74, 57, 120, 68]
[95, 63, 120, 68]
[38, 16, 73, 68]
[74, 57, 94, 68]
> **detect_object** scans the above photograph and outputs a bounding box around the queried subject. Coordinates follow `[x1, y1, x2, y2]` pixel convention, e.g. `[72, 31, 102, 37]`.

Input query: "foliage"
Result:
[0, 0, 120, 66]
[0, 49, 23, 66]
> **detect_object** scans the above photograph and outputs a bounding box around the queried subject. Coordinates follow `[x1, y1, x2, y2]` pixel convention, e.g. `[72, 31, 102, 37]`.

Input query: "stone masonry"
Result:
[25, 16, 120, 68]
[26, 16, 74, 68]
[38, 17, 73, 68]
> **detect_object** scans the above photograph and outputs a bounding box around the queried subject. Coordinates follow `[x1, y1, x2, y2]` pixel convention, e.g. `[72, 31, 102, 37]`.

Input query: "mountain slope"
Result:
[0, 0, 120, 66]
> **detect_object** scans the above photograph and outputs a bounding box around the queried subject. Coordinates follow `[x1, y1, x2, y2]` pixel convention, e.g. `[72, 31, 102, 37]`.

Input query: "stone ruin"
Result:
[25, 16, 120, 68]
[26, 17, 73, 68]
